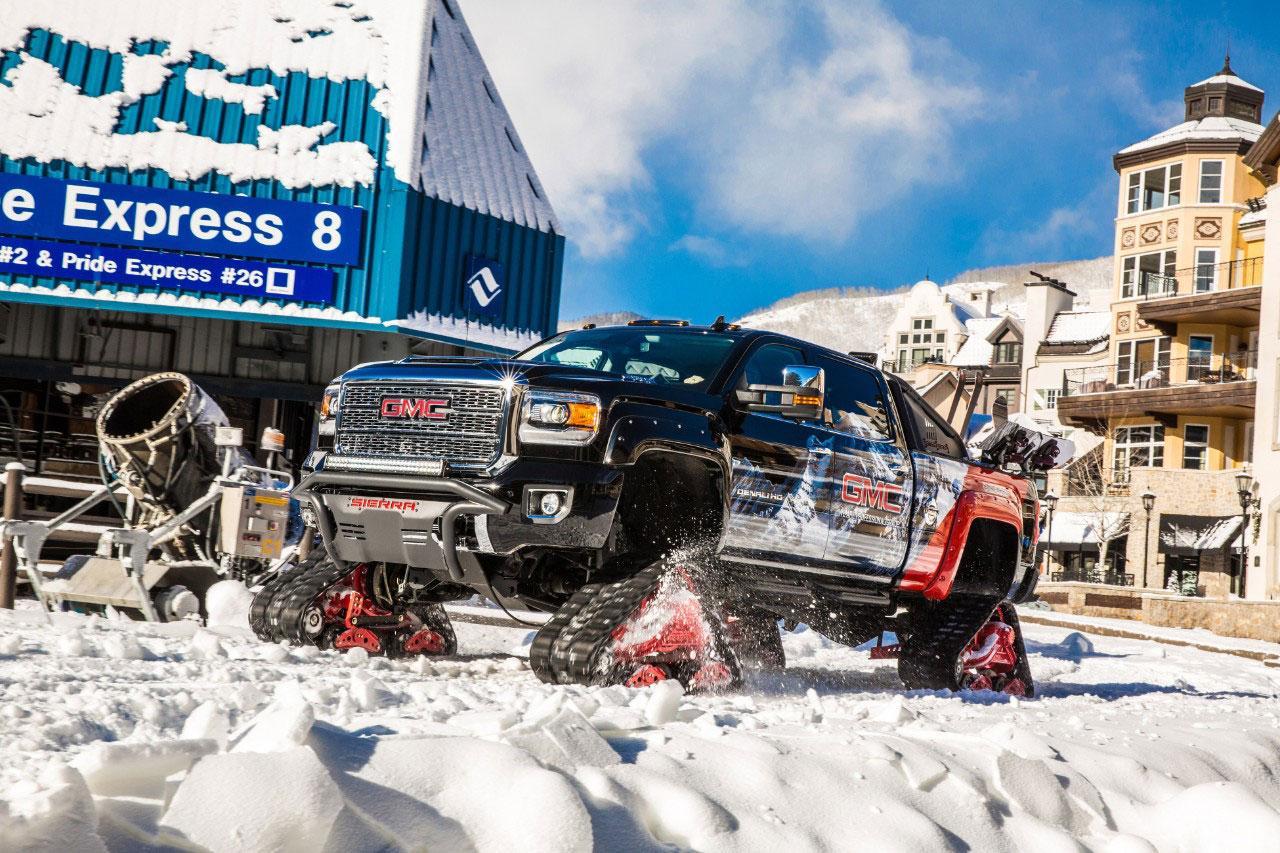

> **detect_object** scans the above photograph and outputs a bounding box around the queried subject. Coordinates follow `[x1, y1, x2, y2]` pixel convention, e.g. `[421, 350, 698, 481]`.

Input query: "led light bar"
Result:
[324, 455, 446, 476]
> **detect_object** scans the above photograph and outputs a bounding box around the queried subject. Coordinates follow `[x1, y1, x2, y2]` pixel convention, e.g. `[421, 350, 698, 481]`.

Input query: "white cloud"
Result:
[669, 234, 746, 268]
[461, 1, 770, 257]
[979, 180, 1113, 261]
[462, 1, 980, 256]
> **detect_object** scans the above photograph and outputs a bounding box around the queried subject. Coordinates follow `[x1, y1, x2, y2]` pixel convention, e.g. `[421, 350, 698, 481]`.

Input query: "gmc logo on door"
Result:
[842, 473, 906, 514]
[380, 397, 451, 420]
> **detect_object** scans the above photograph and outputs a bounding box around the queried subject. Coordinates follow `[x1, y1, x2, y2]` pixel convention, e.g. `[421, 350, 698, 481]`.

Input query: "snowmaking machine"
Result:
[6, 372, 297, 622]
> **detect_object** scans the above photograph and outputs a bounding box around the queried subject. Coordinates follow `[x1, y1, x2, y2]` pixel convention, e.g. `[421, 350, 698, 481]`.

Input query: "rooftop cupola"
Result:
[1185, 55, 1264, 123]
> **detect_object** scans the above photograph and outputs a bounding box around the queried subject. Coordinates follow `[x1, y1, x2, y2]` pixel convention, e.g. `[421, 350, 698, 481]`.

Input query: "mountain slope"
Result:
[737, 256, 1112, 354]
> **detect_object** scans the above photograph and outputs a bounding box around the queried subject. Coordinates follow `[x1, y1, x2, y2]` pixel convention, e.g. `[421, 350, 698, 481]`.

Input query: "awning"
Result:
[1042, 511, 1129, 549]
[1158, 514, 1243, 556]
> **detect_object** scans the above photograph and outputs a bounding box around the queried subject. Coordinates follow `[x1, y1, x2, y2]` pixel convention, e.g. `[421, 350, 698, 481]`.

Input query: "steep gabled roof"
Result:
[949, 314, 1020, 367]
[420, 0, 559, 232]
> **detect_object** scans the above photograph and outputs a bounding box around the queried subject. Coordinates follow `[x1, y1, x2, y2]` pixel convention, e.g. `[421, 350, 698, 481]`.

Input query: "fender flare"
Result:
[602, 402, 732, 502]
[918, 488, 1023, 601]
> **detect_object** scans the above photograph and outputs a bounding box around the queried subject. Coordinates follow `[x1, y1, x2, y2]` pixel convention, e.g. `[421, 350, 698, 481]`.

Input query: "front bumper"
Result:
[297, 459, 624, 585]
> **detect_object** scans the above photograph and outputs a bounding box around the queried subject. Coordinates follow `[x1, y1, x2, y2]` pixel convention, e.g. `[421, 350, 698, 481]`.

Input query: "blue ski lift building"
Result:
[0, 1, 563, 474]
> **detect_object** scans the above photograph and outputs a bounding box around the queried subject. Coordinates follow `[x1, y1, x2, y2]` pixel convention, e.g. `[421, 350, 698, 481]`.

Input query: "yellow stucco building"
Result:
[1055, 59, 1265, 597]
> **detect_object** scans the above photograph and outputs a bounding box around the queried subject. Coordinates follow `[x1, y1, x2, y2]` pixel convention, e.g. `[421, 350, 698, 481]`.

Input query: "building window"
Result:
[912, 318, 933, 331]
[1121, 250, 1177, 298]
[994, 388, 1016, 411]
[1182, 424, 1209, 469]
[1127, 164, 1182, 213]
[1114, 424, 1165, 470]
[1198, 160, 1223, 204]
[1193, 248, 1218, 292]
[993, 342, 1022, 364]
[1116, 336, 1171, 386]
[1208, 97, 1221, 112]
[1039, 388, 1060, 410]
[899, 334, 908, 345]
[1165, 556, 1200, 596]
[1187, 335, 1213, 381]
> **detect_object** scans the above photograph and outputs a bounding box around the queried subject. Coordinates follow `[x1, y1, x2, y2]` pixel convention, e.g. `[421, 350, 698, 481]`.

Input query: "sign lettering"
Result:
[0, 173, 362, 266]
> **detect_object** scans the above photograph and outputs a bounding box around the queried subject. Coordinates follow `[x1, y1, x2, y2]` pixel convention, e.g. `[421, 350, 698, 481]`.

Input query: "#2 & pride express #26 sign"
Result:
[0, 173, 363, 266]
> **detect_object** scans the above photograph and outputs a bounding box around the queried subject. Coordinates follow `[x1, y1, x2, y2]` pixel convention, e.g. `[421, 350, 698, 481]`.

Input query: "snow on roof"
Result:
[1044, 511, 1129, 546]
[1119, 115, 1263, 156]
[418, 1, 558, 232]
[948, 316, 1005, 367]
[1191, 73, 1262, 93]
[0, 1, 558, 231]
[1239, 207, 1267, 227]
[1045, 311, 1111, 345]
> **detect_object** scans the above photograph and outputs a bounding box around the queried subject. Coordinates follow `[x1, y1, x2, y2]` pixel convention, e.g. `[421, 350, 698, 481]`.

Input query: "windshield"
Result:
[517, 328, 738, 391]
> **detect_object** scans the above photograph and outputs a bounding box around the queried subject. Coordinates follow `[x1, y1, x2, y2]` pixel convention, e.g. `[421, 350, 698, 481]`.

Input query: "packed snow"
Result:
[3, 592, 1280, 851]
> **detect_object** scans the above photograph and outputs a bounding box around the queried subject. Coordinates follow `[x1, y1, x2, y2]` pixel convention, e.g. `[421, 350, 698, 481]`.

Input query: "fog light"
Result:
[539, 491, 562, 516]
[525, 486, 573, 524]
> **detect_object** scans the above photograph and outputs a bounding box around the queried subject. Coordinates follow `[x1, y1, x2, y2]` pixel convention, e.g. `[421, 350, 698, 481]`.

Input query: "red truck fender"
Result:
[899, 469, 1033, 601]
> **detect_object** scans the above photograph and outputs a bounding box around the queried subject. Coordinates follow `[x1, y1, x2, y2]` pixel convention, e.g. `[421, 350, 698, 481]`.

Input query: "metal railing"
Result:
[1051, 570, 1135, 586]
[1063, 350, 1257, 397]
[1126, 257, 1262, 300]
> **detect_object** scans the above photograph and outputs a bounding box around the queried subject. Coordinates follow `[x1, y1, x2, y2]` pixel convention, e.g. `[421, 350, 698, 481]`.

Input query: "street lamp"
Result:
[1235, 470, 1254, 598]
[1041, 491, 1059, 578]
[1141, 490, 1156, 589]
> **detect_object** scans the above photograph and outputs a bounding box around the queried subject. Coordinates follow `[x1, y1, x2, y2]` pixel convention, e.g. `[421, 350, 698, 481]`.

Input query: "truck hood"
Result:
[337, 357, 721, 408]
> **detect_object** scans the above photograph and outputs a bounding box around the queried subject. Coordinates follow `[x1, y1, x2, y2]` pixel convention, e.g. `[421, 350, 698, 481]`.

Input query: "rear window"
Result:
[518, 328, 737, 391]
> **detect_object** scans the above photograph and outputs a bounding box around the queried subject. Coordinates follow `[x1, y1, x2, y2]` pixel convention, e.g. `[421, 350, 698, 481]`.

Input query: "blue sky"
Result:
[464, 0, 1278, 322]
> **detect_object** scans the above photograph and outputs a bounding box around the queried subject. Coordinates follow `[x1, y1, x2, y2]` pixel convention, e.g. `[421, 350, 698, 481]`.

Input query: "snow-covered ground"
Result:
[4, 596, 1280, 852]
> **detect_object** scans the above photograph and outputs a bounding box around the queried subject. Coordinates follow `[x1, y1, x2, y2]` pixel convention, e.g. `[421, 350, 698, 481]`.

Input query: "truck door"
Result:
[817, 355, 914, 577]
[721, 340, 834, 569]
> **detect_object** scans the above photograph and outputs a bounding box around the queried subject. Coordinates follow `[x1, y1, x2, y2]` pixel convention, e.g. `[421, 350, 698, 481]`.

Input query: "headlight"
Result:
[318, 382, 341, 436]
[519, 390, 601, 446]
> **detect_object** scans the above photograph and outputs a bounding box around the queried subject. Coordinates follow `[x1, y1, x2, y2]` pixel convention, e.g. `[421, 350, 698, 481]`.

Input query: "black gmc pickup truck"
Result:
[251, 320, 1069, 694]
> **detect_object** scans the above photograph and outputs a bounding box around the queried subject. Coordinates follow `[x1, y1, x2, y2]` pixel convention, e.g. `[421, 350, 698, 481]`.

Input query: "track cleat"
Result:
[688, 661, 734, 692]
[625, 664, 673, 688]
[334, 627, 382, 653]
[403, 628, 448, 655]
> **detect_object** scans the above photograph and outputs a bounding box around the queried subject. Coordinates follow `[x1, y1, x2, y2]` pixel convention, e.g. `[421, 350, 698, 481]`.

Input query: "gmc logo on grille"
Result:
[380, 397, 451, 420]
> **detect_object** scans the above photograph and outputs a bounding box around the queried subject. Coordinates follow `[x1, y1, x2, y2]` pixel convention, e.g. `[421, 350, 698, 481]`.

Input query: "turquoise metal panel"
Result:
[0, 26, 563, 346]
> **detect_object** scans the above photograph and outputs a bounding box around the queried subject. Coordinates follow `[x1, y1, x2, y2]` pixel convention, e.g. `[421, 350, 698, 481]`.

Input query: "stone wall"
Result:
[1036, 581, 1280, 643]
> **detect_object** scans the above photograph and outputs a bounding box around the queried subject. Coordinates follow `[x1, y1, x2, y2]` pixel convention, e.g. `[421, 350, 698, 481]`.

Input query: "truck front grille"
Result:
[334, 381, 506, 468]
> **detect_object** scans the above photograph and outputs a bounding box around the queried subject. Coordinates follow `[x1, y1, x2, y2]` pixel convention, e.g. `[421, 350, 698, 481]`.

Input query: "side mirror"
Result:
[735, 364, 824, 421]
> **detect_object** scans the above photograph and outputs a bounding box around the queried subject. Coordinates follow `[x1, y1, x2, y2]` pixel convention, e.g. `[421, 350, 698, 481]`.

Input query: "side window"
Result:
[741, 342, 804, 388]
[898, 383, 965, 458]
[813, 355, 892, 441]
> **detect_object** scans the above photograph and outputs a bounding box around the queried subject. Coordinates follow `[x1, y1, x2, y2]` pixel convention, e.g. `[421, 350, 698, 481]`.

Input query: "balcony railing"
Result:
[1127, 257, 1262, 300]
[1062, 351, 1257, 397]
[1051, 570, 1135, 586]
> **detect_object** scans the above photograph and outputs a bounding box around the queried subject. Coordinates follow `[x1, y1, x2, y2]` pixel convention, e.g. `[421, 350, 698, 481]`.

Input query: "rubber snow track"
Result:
[3, 599, 1280, 852]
